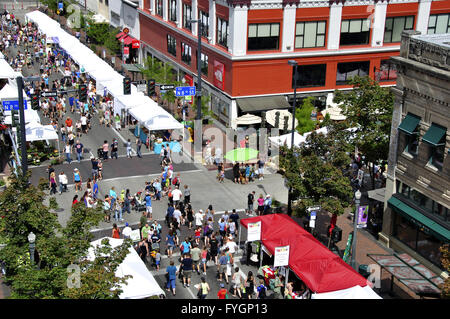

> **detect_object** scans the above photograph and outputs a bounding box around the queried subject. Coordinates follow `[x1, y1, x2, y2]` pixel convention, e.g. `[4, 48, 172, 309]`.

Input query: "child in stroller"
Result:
[131, 191, 146, 212]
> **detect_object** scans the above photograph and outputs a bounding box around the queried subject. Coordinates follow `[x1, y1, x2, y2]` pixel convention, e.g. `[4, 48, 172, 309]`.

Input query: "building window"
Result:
[183, 4, 192, 31]
[248, 23, 280, 51]
[430, 143, 445, 170]
[199, 10, 209, 38]
[405, 132, 420, 156]
[292, 64, 327, 88]
[197, 52, 208, 76]
[168, 0, 177, 22]
[379, 59, 397, 81]
[384, 16, 415, 43]
[393, 213, 444, 269]
[167, 34, 176, 56]
[428, 14, 450, 34]
[217, 17, 229, 48]
[295, 21, 326, 48]
[340, 18, 371, 46]
[156, 0, 163, 17]
[336, 61, 370, 85]
[181, 42, 191, 65]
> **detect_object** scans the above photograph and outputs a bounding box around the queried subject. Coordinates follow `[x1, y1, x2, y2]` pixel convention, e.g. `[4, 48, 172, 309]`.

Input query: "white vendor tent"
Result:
[4, 109, 41, 124]
[0, 58, 21, 79]
[311, 285, 382, 299]
[269, 131, 305, 148]
[88, 237, 165, 299]
[145, 114, 184, 131]
[25, 122, 58, 142]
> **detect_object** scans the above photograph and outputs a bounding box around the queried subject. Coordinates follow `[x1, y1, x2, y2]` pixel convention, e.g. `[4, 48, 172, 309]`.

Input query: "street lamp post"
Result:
[351, 190, 362, 270]
[28, 232, 36, 266]
[287, 60, 298, 216]
[189, 19, 203, 157]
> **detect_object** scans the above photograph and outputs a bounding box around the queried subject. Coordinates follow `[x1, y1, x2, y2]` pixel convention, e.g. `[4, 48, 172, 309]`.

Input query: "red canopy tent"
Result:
[240, 214, 368, 293]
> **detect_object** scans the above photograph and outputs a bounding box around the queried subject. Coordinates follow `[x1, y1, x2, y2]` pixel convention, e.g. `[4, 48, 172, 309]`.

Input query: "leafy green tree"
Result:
[86, 22, 110, 45]
[333, 75, 394, 189]
[280, 127, 353, 218]
[104, 29, 121, 55]
[295, 97, 317, 134]
[0, 173, 132, 299]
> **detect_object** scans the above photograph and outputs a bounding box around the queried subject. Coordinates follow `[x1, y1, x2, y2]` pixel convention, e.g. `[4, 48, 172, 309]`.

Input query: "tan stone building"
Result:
[381, 30, 450, 276]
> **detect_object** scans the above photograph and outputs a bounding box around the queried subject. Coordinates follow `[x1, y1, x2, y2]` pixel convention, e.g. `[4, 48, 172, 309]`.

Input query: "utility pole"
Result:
[16, 76, 28, 177]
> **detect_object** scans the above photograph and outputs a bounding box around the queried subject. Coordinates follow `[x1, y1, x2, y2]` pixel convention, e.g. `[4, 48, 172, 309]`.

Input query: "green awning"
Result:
[236, 96, 291, 112]
[388, 196, 450, 242]
[422, 123, 446, 146]
[398, 113, 420, 135]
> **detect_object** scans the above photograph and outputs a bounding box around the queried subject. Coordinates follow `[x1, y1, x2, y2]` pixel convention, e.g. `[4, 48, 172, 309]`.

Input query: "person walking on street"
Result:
[191, 244, 202, 275]
[49, 172, 57, 195]
[145, 191, 153, 220]
[180, 253, 193, 288]
[73, 168, 82, 192]
[232, 267, 243, 298]
[247, 191, 255, 216]
[136, 138, 142, 158]
[102, 140, 109, 161]
[183, 184, 191, 205]
[65, 142, 72, 163]
[58, 171, 68, 194]
[111, 139, 119, 159]
[126, 139, 132, 158]
[166, 260, 177, 296]
[197, 277, 210, 299]
[217, 283, 228, 299]
[122, 222, 132, 239]
[112, 223, 121, 239]
[257, 158, 265, 180]
[75, 140, 83, 163]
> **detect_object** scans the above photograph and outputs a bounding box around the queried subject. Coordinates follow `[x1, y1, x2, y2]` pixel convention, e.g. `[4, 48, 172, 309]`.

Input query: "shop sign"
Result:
[123, 46, 129, 58]
[274, 245, 290, 268]
[247, 221, 261, 242]
[122, 27, 130, 34]
[131, 39, 140, 49]
[213, 60, 225, 90]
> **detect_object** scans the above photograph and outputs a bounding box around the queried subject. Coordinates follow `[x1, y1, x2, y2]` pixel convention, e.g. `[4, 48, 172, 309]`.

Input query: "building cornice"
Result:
[139, 8, 400, 61]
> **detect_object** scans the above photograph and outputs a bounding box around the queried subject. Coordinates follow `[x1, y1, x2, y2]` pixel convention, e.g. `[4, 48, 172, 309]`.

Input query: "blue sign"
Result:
[2, 100, 28, 111]
[175, 86, 196, 97]
[58, 2, 64, 10]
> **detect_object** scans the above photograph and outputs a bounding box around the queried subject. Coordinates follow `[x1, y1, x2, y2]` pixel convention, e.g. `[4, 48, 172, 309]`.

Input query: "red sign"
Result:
[213, 60, 225, 90]
[131, 39, 140, 49]
[123, 46, 129, 56]
[123, 27, 130, 34]
[184, 74, 194, 105]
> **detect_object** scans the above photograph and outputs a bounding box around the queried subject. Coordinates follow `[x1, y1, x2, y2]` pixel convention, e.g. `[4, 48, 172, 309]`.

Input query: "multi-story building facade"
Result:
[382, 30, 449, 276]
[137, 0, 450, 128]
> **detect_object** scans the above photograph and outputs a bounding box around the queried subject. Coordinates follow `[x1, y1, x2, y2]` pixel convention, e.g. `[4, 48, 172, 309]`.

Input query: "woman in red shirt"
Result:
[72, 195, 79, 206]
[112, 223, 121, 239]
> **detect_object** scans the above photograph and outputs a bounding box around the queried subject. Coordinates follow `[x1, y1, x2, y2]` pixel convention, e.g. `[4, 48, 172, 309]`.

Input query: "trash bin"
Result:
[358, 264, 370, 278]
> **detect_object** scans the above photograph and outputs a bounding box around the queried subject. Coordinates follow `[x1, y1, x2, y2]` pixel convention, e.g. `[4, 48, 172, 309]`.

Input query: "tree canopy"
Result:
[0, 173, 132, 299]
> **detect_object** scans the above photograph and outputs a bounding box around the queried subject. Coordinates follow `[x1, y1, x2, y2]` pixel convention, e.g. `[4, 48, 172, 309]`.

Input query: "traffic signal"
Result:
[30, 94, 40, 110]
[79, 84, 87, 102]
[147, 79, 155, 97]
[11, 109, 20, 128]
[123, 77, 131, 95]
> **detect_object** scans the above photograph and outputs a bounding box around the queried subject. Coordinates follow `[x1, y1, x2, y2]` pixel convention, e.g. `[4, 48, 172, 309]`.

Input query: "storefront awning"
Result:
[116, 31, 126, 39]
[368, 253, 444, 297]
[118, 33, 128, 42]
[122, 36, 133, 45]
[422, 123, 446, 146]
[387, 196, 450, 242]
[236, 96, 291, 112]
[398, 113, 421, 135]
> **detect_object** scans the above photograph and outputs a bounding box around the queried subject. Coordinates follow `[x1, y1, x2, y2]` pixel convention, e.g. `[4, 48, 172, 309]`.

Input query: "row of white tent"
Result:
[269, 126, 358, 148]
[24, 10, 183, 132]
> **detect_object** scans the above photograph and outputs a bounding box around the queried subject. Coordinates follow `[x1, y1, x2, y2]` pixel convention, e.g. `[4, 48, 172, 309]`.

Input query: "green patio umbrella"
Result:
[224, 148, 259, 162]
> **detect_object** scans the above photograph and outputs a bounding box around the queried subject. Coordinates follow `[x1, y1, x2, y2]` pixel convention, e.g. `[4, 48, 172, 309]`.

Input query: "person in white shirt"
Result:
[80, 115, 87, 133]
[58, 171, 68, 194]
[195, 209, 204, 228]
[122, 223, 132, 239]
[173, 207, 182, 225]
[171, 186, 182, 207]
[224, 238, 238, 255]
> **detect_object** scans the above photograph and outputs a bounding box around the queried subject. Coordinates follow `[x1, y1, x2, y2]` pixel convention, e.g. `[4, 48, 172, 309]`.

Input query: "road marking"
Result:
[111, 127, 137, 155]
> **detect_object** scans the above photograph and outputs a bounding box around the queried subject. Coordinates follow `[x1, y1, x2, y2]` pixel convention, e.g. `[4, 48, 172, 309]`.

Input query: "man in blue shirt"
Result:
[109, 187, 117, 209]
[181, 237, 192, 257]
[166, 260, 177, 296]
[153, 179, 162, 200]
[145, 191, 152, 219]
[92, 179, 99, 200]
